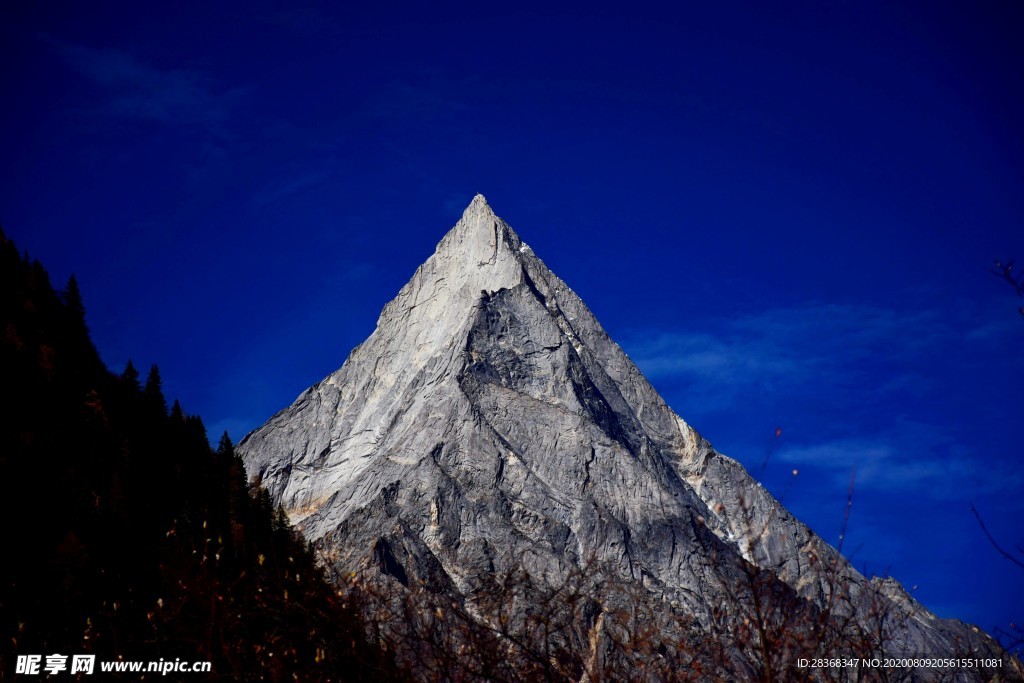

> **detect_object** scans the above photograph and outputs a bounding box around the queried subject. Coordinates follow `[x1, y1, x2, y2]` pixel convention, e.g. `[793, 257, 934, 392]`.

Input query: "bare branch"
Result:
[991, 259, 1024, 296]
[970, 503, 1024, 571]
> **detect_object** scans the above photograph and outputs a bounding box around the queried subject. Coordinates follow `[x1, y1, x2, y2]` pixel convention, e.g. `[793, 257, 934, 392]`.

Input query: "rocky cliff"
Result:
[238, 195, 1014, 681]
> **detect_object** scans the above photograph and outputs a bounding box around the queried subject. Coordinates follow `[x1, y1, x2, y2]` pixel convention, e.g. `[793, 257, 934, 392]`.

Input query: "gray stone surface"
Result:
[238, 195, 1012, 678]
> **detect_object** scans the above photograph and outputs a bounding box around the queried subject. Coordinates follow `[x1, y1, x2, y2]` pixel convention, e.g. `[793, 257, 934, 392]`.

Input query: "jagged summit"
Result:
[466, 192, 492, 213]
[452, 193, 497, 238]
[446, 193, 500, 243]
[440, 193, 526, 269]
[237, 196, 1010, 679]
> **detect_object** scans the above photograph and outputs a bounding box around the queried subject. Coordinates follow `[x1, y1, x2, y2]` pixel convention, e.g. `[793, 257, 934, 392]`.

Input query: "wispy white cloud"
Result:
[620, 299, 1024, 415]
[774, 405, 1024, 507]
[964, 317, 1023, 342]
[776, 419, 1022, 500]
[627, 302, 945, 387]
[48, 39, 245, 128]
[254, 169, 333, 206]
[620, 299, 1023, 502]
[623, 305, 918, 417]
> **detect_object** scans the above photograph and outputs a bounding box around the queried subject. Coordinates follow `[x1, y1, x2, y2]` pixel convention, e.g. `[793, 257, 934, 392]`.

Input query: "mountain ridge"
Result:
[238, 196, 1015, 680]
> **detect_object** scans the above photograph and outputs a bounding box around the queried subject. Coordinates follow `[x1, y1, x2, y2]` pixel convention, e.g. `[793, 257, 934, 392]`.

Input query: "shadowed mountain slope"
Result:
[239, 197, 1016, 681]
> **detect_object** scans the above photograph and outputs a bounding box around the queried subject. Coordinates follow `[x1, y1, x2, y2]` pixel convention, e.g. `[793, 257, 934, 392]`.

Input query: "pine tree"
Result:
[62, 275, 85, 322]
[217, 431, 235, 460]
[169, 399, 184, 424]
[143, 364, 167, 417]
[184, 414, 208, 452]
[121, 359, 141, 393]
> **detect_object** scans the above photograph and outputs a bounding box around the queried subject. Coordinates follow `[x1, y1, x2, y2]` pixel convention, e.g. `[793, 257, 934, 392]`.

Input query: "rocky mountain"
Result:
[238, 196, 1015, 680]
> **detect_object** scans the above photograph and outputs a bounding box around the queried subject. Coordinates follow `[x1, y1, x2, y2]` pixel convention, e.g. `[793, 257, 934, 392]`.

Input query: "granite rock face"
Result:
[238, 196, 1010, 678]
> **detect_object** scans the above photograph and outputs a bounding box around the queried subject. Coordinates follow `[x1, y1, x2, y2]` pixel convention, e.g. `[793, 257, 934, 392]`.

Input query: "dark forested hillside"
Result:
[0, 228, 394, 681]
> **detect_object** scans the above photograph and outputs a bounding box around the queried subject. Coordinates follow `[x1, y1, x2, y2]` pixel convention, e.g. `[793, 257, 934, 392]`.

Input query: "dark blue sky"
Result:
[3, 1, 1022, 640]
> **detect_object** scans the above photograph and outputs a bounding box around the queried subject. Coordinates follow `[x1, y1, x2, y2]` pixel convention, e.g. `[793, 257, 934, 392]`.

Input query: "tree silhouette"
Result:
[0, 230, 396, 682]
[143, 363, 168, 417]
[121, 358, 141, 392]
[62, 274, 85, 322]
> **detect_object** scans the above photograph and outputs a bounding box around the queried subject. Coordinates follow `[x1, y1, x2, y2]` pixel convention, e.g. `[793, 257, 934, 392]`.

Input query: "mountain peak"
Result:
[453, 193, 499, 241]
[466, 192, 491, 213]
[237, 197, 1008, 676]
[424, 195, 525, 297]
